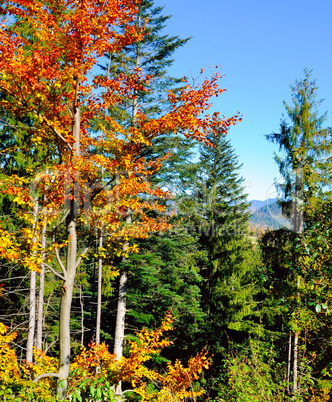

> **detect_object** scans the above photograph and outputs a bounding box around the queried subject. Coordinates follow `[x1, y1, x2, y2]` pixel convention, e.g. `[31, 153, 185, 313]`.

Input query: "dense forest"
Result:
[0, 1, 332, 401]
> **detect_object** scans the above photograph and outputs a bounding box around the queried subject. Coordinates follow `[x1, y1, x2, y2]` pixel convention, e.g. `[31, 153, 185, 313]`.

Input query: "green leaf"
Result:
[315, 304, 321, 313]
[90, 384, 95, 397]
[73, 390, 82, 402]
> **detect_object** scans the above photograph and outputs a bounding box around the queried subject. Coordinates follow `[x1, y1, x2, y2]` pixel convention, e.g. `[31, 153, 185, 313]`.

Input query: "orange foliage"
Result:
[70, 313, 212, 401]
[0, 0, 241, 267]
[0, 322, 20, 381]
[0, 323, 58, 399]
[0, 315, 211, 401]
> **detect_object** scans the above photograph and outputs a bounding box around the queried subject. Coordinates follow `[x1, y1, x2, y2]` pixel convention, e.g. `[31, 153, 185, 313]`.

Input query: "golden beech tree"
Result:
[0, 0, 240, 398]
[70, 313, 212, 401]
[0, 314, 211, 400]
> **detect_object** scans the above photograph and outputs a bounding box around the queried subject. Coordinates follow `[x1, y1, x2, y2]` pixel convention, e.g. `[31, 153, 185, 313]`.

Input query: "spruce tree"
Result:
[105, 0, 190, 120]
[195, 130, 255, 327]
[110, 223, 206, 360]
[189, 129, 261, 398]
[266, 68, 332, 229]
[265, 70, 332, 396]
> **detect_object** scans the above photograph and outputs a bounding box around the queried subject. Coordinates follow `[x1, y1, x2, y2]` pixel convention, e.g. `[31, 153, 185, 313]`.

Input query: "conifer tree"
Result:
[105, 0, 190, 120]
[195, 130, 255, 325]
[189, 129, 260, 397]
[114, 224, 206, 357]
[266, 69, 332, 228]
[265, 69, 332, 396]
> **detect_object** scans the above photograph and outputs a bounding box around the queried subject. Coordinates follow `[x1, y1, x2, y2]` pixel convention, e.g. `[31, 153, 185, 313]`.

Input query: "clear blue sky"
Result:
[154, 0, 332, 200]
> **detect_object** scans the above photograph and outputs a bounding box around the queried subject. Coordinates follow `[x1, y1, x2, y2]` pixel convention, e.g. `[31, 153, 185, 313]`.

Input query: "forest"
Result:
[0, 0, 331, 401]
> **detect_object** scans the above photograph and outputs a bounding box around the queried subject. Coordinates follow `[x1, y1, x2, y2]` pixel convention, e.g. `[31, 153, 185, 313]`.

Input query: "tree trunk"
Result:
[287, 331, 292, 395]
[26, 269, 36, 363]
[113, 211, 131, 360]
[36, 220, 47, 351]
[113, 213, 131, 396]
[96, 231, 103, 345]
[113, 268, 127, 396]
[293, 331, 299, 396]
[26, 202, 39, 363]
[57, 217, 77, 399]
[79, 286, 84, 347]
[57, 98, 81, 400]
[292, 171, 303, 397]
[113, 268, 128, 360]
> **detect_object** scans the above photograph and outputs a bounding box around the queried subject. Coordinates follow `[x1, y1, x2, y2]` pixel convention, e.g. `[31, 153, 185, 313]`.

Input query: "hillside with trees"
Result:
[249, 199, 291, 232]
[0, 1, 331, 401]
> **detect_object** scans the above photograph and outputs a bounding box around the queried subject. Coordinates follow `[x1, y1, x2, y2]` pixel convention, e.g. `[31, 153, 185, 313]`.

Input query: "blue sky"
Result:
[153, 0, 332, 200]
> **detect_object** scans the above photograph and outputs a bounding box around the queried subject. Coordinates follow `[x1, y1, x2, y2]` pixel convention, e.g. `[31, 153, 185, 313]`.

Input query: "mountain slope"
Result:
[249, 199, 291, 233]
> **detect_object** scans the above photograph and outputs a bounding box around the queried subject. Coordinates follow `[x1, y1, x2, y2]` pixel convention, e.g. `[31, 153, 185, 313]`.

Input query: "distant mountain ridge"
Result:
[249, 198, 277, 213]
[248, 198, 291, 232]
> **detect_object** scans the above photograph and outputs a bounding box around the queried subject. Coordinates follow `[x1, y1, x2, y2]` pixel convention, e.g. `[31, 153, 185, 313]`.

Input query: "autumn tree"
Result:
[0, 0, 239, 398]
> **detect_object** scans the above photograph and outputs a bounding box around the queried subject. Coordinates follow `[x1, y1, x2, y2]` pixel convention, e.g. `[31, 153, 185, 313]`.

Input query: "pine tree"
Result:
[105, 0, 190, 121]
[266, 68, 332, 230]
[265, 69, 332, 396]
[195, 130, 255, 325]
[189, 129, 261, 398]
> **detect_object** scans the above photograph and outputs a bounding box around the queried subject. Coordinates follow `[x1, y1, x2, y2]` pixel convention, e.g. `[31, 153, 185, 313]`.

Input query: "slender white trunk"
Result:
[36, 220, 47, 351]
[113, 268, 127, 397]
[287, 332, 292, 394]
[292, 171, 302, 397]
[96, 231, 103, 344]
[79, 286, 84, 346]
[114, 212, 131, 356]
[293, 331, 299, 395]
[113, 269, 128, 359]
[26, 202, 39, 363]
[26, 270, 36, 363]
[113, 212, 131, 397]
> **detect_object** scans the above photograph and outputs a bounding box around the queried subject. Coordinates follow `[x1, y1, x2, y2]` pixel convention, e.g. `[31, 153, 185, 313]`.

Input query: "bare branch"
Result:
[44, 263, 66, 282]
[54, 247, 66, 278]
[76, 247, 89, 269]
[52, 219, 68, 278]
[33, 372, 61, 383]
[44, 337, 59, 355]
[1, 276, 30, 281]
